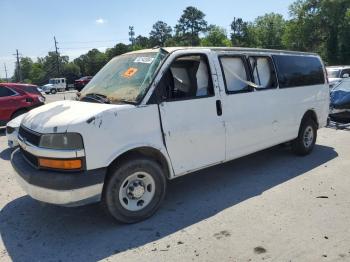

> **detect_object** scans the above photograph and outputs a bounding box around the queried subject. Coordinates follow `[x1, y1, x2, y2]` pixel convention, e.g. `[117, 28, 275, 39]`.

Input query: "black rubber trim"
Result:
[11, 149, 106, 190]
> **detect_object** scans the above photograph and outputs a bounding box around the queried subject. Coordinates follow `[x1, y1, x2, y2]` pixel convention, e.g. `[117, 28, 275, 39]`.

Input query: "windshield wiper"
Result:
[115, 99, 137, 105]
[81, 93, 111, 104]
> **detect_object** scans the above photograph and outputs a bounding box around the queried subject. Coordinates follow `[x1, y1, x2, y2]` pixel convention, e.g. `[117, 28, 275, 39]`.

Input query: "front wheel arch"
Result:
[106, 147, 171, 182]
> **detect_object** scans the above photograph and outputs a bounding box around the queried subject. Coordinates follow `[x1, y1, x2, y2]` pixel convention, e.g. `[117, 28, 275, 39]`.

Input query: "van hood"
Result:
[21, 100, 133, 134]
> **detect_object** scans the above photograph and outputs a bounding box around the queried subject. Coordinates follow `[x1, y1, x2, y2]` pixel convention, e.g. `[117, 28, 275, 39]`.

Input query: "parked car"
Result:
[11, 47, 329, 223]
[0, 83, 45, 126]
[326, 66, 350, 88]
[74, 76, 93, 91]
[329, 78, 350, 123]
[6, 113, 28, 148]
[42, 78, 67, 94]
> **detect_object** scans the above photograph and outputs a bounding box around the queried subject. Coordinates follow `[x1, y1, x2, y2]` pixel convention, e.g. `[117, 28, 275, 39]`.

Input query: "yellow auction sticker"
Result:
[123, 67, 138, 78]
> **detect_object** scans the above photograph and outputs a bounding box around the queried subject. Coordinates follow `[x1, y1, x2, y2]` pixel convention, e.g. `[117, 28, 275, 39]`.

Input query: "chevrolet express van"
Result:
[11, 47, 329, 223]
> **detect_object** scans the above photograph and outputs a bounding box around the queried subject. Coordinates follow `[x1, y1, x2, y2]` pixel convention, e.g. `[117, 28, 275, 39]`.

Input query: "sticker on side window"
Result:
[134, 57, 154, 64]
[123, 67, 138, 78]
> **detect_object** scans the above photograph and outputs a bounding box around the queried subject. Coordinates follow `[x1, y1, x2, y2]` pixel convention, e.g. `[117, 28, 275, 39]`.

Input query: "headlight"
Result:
[39, 133, 84, 150]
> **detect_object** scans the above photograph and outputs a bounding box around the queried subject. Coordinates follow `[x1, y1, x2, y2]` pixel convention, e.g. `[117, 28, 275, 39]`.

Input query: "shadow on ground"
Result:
[0, 145, 337, 262]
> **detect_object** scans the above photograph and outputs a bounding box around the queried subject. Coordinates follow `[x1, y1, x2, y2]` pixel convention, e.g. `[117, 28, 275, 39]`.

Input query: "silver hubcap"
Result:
[119, 172, 155, 212]
[303, 126, 314, 148]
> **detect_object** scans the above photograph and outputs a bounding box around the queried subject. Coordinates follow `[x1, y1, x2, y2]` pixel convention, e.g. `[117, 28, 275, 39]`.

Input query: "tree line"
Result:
[8, 0, 350, 85]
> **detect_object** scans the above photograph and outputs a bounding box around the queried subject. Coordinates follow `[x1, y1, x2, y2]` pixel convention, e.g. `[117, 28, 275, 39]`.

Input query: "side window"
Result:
[219, 56, 251, 93]
[249, 56, 278, 89]
[273, 55, 325, 88]
[159, 54, 214, 101]
[0, 87, 16, 97]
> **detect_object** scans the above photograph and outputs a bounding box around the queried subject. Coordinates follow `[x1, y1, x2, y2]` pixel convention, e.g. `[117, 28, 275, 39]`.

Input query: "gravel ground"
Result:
[0, 96, 349, 261]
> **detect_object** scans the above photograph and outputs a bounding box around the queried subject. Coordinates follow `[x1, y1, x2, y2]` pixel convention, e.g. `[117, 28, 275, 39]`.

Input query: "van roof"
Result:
[127, 47, 319, 56]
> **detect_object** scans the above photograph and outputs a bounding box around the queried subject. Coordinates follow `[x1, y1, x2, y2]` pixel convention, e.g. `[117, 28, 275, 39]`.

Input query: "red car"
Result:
[74, 76, 93, 91]
[0, 83, 45, 126]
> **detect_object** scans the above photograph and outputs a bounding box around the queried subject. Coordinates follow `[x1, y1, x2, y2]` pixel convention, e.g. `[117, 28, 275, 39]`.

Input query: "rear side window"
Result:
[249, 56, 278, 89]
[220, 56, 251, 93]
[273, 55, 325, 88]
[0, 87, 16, 97]
[24, 86, 41, 95]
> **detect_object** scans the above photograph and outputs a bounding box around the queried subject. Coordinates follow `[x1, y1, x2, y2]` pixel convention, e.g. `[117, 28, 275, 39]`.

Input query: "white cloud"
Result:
[95, 18, 107, 25]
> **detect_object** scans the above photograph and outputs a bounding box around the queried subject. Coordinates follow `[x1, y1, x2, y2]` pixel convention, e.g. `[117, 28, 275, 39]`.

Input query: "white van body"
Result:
[42, 78, 66, 94]
[11, 47, 329, 222]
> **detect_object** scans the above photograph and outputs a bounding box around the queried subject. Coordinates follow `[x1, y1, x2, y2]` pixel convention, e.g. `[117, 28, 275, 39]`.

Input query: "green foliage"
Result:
[253, 13, 286, 49]
[175, 6, 208, 46]
[62, 62, 80, 84]
[134, 35, 151, 50]
[11, 2, 350, 82]
[74, 49, 107, 76]
[105, 43, 131, 61]
[283, 0, 350, 65]
[201, 26, 232, 47]
[230, 18, 257, 47]
[150, 21, 172, 47]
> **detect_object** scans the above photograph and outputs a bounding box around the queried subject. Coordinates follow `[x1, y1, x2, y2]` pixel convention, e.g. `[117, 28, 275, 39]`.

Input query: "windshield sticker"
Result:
[134, 57, 155, 64]
[123, 67, 138, 78]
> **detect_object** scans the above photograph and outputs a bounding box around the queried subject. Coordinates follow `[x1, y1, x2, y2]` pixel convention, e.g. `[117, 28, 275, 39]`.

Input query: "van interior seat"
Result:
[170, 58, 211, 98]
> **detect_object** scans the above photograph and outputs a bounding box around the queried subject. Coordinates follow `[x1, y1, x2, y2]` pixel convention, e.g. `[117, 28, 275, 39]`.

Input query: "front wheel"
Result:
[51, 89, 57, 94]
[102, 157, 167, 223]
[291, 118, 317, 156]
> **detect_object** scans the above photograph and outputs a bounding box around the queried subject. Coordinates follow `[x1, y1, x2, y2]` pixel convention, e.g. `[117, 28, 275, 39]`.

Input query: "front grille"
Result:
[6, 126, 15, 134]
[18, 126, 41, 146]
[20, 147, 39, 167]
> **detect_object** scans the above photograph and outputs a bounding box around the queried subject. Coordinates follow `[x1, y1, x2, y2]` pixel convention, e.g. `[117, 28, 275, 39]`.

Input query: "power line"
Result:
[60, 39, 128, 44]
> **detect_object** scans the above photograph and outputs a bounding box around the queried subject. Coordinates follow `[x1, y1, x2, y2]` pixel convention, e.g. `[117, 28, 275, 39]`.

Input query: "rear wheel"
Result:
[51, 88, 57, 94]
[102, 157, 167, 223]
[291, 118, 317, 156]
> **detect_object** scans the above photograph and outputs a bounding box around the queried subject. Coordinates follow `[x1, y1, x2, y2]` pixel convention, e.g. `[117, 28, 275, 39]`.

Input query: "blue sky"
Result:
[0, 0, 294, 77]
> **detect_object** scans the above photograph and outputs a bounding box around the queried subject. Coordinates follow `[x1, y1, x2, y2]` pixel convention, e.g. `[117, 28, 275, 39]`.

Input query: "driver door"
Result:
[156, 53, 226, 175]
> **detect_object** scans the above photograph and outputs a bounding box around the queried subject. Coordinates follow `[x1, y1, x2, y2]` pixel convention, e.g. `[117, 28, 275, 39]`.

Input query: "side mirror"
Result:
[342, 73, 349, 78]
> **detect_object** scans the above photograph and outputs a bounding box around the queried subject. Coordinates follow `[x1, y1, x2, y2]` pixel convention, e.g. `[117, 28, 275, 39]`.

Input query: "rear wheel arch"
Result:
[301, 109, 319, 128]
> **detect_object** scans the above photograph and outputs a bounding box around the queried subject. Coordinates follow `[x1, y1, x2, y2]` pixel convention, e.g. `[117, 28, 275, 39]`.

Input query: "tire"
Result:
[291, 118, 317, 156]
[102, 157, 167, 223]
[51, 89, 57, 94]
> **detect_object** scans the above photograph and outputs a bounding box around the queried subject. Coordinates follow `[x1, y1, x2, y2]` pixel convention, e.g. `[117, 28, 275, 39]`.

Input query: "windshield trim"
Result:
[136, 48, 169, 105]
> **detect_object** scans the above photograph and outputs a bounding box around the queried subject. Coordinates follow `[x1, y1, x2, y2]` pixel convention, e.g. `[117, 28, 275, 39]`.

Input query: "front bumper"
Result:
[11, 148, 106, 207]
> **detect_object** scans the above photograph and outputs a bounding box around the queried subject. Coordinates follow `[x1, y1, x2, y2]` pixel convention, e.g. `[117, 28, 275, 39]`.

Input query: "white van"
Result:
[11, 47, 329, 223]
[42, 78, 67, 94]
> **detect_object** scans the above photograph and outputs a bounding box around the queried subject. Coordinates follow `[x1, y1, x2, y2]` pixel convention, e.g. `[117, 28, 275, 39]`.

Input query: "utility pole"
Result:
[13, 49, 22, 82]
[4, 63, 8, 82]
[54, 36, 60, 76]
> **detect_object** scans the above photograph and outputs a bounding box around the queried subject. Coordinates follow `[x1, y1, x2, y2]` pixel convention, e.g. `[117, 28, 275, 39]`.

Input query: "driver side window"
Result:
[157, 54, 214, 101]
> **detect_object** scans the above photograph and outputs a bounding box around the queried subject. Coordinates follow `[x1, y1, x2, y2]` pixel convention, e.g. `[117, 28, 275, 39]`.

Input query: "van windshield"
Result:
[80, 50, 167, 104]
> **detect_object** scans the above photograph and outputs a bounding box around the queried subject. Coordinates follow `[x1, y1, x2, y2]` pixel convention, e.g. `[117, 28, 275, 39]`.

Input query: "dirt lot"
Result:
[0, 97, 349, 261]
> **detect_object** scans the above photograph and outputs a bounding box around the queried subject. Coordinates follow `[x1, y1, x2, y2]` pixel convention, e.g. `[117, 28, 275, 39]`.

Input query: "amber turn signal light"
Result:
[38, 158, 82, 170]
